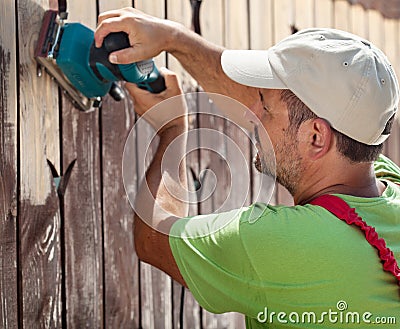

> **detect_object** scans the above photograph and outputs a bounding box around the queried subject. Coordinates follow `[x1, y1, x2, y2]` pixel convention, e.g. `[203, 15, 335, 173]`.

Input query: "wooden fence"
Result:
[0, 0, 399, 328]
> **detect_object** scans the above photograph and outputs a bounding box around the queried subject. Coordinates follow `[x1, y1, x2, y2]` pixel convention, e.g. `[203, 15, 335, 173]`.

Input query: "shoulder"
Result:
[374, 154, 400, 184]
[239, 202, 336, 227]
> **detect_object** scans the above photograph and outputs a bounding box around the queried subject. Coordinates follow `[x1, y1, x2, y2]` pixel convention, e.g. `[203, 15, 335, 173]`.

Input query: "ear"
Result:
[302, 118, 333, 160]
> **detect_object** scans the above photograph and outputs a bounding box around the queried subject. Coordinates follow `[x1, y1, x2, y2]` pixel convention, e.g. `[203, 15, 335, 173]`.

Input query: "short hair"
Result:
[280, 89, 393, 163]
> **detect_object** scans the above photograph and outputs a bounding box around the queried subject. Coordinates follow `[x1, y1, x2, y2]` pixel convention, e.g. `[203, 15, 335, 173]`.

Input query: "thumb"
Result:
[124, 81, 149, 98]
[158, 67, 181, 93]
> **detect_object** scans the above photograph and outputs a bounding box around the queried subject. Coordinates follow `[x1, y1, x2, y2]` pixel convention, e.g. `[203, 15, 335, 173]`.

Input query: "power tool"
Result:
[35, 9, 165, 112]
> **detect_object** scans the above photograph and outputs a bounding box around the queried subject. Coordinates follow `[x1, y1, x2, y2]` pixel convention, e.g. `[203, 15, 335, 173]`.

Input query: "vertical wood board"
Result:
[349, 3, 368, 38]
[18, 0, 63, 327]
[333, 0, 351, 31]
[294, 0, 315, 29]
[97, 1, 140, 327]
[133, 3, 173, 329]
[0, 0, 18, 327]
[249, 0, 274, 49]
[61, 1, 103, 327]
[314, 0, 334, 27]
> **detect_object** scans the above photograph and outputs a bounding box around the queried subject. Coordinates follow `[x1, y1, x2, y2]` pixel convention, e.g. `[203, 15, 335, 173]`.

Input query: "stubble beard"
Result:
[254, 134, 303, 196]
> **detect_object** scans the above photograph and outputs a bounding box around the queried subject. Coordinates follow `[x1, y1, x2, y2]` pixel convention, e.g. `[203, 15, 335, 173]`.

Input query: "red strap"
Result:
[310, 194, 400, 283]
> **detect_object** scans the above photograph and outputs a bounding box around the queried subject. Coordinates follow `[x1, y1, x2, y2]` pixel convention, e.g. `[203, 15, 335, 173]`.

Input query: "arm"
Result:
[127, 69, 188, 286]
[94, 7, 257, 107]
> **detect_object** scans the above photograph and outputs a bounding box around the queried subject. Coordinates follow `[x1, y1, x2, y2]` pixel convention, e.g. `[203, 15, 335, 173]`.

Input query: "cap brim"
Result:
[221, 49, 287, 89]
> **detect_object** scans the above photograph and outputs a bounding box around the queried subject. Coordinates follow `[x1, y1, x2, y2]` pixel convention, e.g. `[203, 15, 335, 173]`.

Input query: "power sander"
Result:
[35, 8, 165, 112]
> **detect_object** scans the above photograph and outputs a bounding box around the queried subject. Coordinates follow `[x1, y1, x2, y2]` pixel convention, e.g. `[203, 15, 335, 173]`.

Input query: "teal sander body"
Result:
[35, 10, 165, 111]
[57, 23, 110, 98]
[57, 23, 165, 98]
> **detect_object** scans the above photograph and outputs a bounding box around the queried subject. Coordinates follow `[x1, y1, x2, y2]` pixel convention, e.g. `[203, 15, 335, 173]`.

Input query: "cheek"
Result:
[264, 124, 282, 147]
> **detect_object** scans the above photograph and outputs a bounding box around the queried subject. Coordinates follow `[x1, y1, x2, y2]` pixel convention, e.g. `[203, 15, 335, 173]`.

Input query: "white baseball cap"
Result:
[221, 28, 399, 145]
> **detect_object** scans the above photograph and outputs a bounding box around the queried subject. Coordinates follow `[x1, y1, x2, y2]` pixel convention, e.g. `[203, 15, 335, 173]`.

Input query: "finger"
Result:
[94, 18, 131, 48]
[98, 7, 139, 24]
[97, 10, 122, 25]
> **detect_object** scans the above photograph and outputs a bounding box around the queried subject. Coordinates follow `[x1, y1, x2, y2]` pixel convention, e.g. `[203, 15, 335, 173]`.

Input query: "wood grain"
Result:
[349, 3, 368, 38]
[334, 0, 351, 31]
[249, 0, 274, 50]
[97, 2, 141, 328]
[382, 18, 400, 164]
[133, 2, 174, 329]
[314, 0, 334, 28]
[3, 1, 400, 328]
[61, 102, 103, 328]
[61, 1, 103, 327]
[273, 0, 295, 43]
[295, 0, 315, 29]
[18, 0, 62, 327]
[0, 1, 18, 327]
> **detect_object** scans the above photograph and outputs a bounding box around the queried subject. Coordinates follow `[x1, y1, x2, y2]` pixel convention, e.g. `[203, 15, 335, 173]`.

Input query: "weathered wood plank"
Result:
[18, 0, 62, 327]
[61, 1, 103, 327]
[333, 0, 351, 31]
[132, 3, 175, 329]
[273, 0, 294, 42]
[201, 0, 224, 46]
[224, 0, 249, 49]
[382, 18, 400, 164]
[0, 1, 18, 327]
[249, 0, 274, 50]
[167, 0, 197, 90]
[349, 3, 368, 38]
[97, 1, 140, 328]
[294, 0, 315, 29]
[367, 7, 384, 49]
[314, 0, 333, 28]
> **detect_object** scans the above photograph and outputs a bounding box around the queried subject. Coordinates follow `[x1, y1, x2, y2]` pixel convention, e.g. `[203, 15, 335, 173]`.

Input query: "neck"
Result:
[294, 161, 384, 205]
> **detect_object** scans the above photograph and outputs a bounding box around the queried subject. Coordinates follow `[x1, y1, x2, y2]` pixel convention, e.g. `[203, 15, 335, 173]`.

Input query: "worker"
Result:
[95, 8, 400, 328]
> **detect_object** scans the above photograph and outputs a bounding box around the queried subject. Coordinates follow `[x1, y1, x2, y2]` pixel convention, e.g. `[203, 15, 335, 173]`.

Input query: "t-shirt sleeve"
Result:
[169, 205, 266, 315]
[374, 154, 400, 184]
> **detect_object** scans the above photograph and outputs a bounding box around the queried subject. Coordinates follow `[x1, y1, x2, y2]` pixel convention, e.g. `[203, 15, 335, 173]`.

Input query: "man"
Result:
[95, 8, 400, 328]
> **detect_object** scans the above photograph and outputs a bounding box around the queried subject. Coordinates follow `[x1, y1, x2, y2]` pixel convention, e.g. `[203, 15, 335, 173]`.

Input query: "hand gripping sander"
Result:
[35, 10, 166, 112]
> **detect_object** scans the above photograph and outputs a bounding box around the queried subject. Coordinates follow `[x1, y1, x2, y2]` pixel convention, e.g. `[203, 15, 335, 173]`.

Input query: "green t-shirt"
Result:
[170, 155, 400, 328]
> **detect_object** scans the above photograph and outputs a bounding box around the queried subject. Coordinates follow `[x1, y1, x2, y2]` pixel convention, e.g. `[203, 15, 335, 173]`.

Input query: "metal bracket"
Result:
[47, 159, 76, 198]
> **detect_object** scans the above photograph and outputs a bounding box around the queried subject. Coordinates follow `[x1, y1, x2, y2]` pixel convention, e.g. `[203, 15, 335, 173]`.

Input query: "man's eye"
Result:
[259, 90, 264, 102]
[259, 90, 269, 112]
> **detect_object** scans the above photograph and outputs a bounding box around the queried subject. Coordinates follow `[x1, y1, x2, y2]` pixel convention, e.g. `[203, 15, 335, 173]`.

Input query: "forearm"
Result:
[134, 124, 189, 231]
[167, 21, 257, 108]
[133, 124, 188, 286]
